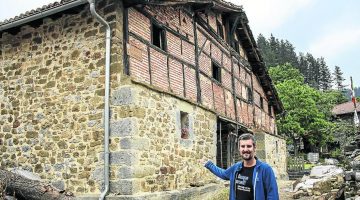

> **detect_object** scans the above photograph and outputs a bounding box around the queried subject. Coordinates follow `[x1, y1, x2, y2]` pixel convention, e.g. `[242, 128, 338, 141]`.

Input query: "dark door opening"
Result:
[216, 119, 245, 169]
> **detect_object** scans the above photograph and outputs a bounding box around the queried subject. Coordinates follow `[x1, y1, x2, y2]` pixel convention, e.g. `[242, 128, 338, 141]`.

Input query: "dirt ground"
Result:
[210, 179, 299, 200]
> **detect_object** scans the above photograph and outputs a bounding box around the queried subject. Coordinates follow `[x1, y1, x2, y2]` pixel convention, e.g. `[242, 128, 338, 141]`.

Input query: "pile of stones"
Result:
[344, 134, 360, 199]
[292, 165, 345, 200]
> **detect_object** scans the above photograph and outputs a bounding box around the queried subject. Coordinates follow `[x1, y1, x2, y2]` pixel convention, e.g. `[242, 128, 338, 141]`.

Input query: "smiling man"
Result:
[203, 133, 279, 200]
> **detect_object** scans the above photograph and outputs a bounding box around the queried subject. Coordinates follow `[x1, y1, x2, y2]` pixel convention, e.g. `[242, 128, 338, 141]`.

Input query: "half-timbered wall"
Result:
[126, 5, 276, 135]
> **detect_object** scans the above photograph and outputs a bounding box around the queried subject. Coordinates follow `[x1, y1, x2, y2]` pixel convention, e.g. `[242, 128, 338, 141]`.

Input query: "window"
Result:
[217, 20, 224, 39]
[180, 111, 189, 139]
[246, 87, 253, 103]
[152, 23, 166, 51]
[232, 40, 240, 53]
[260, 97, 264, 109]
[268, 104, 272, 116]
[212, 62, 221, 82]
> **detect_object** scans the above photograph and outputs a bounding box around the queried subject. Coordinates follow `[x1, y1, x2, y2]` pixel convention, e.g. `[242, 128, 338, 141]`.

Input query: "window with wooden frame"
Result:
[260, 96, 264, 109]
[212, 61, 222, 83]
[152, 22, 166, 51]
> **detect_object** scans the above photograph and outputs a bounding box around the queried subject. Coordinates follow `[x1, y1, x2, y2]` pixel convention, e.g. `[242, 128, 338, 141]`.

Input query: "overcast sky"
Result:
[1, 0, 359, 87]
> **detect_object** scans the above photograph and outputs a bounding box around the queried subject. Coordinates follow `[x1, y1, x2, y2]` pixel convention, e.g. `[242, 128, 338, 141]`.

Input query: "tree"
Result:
[318, 57, 332, 91]
[305, 53, 320, 89]
[269, 64, 335, 153]
[333, 65, 346, 91]
[257, 34, 276, 68]
[279, 40, 298, 69]
[298, 52, 309, 82]
[268, 63, 303, 85]
[275, 79, 333, 152]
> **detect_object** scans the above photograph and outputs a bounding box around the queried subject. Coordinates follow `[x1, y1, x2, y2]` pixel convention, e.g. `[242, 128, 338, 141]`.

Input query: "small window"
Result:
[152, 23, 166, 51]
[180, 111, 189, 139]
[268, 104, 272, 116]
[247, 87, 253, 103]
[260, 97, 264, 109]
[217, 20, 224, 39]
[212, 62, 221, 82]
[232, 40, 240, 53]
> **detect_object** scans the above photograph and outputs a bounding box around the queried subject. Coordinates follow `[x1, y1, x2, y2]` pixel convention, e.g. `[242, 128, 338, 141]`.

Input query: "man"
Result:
[203, 133, 279, 200]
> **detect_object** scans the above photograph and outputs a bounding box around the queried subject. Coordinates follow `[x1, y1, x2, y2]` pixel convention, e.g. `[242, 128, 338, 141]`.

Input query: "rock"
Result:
[310, 165, 344, 179]
[313, 178, 332, 195]
[351, 160, 360, 170]
[324, 158, 339, 165]
[293, 190, 308, 199]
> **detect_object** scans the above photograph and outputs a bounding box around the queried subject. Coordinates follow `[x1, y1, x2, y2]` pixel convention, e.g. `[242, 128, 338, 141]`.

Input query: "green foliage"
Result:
[268, 63, 304, 85]
[333, 66, 346, 91]
[331, 119, 357, 147]
[329, 148, 342, 158]
[317, 90, 348, 118]
[270, 64, 338, 151]
[304, 163, 315, 170]
[258, 34, 352, 153]
[257, 34, 343, 91]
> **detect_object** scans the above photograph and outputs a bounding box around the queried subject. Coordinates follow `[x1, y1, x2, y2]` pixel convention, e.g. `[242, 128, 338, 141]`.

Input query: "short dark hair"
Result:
[238, 133, 256, 146]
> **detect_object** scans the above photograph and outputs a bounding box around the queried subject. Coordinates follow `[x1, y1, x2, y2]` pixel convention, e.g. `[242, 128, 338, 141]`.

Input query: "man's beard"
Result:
[241, 152, 253, 161]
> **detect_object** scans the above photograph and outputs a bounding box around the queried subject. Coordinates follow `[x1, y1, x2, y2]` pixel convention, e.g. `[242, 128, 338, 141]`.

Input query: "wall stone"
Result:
[0, 0, 123, 194]
[255, 131, 287, 179]
[108, 83, 220, 197]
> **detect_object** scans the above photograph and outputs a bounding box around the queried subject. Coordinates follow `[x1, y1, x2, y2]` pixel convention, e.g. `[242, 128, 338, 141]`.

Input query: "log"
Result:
[0, 169, 75, 200]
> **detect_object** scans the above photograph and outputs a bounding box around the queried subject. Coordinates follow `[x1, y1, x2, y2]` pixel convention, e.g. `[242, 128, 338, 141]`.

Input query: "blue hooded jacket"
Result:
[205, 159, 279, 200]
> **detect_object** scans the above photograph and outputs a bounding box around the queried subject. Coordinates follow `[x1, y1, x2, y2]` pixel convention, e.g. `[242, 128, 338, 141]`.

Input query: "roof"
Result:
[0, 0, 241, 29]
[0, 0, 88, 32]
[0, 0, 284, 114]
[332, 101, 360, 116]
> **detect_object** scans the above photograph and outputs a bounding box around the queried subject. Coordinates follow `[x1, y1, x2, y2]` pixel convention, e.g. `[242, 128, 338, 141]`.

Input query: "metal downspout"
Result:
[87, 0, 111, 199]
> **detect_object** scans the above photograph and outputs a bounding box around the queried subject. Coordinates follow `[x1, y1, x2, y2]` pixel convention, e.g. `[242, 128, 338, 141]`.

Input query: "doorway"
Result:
[216, 119, 245, 169]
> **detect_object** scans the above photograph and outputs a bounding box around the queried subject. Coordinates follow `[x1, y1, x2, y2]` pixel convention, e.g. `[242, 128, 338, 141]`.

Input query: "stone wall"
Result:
[107, 83, 221, 197]
[0, 0, 123, 194]
[255, 131, 287, 179]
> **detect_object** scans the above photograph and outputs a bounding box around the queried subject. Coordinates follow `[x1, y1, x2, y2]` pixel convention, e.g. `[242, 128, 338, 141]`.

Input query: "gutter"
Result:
[87, 0, 111, 199]
[0, 0, 88, 32]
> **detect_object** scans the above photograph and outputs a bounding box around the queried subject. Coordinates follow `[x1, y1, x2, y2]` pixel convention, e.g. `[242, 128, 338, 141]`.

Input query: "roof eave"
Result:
[0, 0, 88, 32]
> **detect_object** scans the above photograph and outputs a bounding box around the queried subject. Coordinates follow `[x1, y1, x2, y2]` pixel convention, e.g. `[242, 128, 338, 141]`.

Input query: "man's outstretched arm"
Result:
[203, 160, 230, 180]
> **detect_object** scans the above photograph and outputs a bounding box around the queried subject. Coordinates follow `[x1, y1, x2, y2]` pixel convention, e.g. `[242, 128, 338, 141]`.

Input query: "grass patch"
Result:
[304, 163, 315, 170]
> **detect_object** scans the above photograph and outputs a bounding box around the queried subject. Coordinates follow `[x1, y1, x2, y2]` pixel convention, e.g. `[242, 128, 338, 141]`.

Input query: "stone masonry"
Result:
[0, 0, 123, 194]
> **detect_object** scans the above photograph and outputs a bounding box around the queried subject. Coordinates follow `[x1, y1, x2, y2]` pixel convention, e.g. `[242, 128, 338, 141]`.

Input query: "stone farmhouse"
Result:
[0, 0, 286, 199]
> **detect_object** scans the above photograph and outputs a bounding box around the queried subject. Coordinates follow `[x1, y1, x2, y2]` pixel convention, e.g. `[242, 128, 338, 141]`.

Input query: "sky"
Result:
[229, 0, 360, 88]
[1, 0, 359, 87]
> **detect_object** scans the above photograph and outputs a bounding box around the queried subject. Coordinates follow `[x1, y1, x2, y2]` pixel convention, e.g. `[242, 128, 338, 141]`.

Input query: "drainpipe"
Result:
[87, 0, 111, 199]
